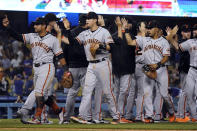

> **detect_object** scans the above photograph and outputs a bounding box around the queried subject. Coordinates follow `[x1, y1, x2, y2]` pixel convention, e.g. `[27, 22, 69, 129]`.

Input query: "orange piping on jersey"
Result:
[159, 98, 163, 120]
[136, 41, 140, 50]
[22, 34, 26, 44]
[163, 54, 170, 56]
[123, 75, 132, 115]
[107, 61, 119, 119]
[99, 91, 103, 120]
[55, 51, 63, 56]
[141, 95, 144, 121]
[41, 64, 51, 96]
[183, 95, 187, 118]
[179, 45, 184, 52]
[76, 37, 82, 45]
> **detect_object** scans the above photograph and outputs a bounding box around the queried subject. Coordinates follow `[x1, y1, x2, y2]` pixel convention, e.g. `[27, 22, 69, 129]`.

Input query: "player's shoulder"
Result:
[47, 33, 58, 40]
[78, 29, 89, 36]
[180, 39, 193, 45]
[160, 36, 169, 43]
[100, 26, 109, 32]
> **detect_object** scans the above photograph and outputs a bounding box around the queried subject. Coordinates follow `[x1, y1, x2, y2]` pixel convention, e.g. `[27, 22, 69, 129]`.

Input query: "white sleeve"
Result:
[76, 32, 85, 45]
[22, 33, 31, 44]
[135, 36, 144, 48]
[103, 29, 114, 44]
[179, 40, 190, 51]
[53, 38, 63, 56]
[162, 40, 170, 56]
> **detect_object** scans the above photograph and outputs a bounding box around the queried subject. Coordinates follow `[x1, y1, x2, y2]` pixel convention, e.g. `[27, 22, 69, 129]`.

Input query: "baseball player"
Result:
[12, 13, 65, 124]
[111, 17, 135, 123]
[169, 24, 197, 122]
[175, 24, 191, 122]
[126, 20, 175, 123]
[63, 12, 120, 124]
[2, 15, 68, 124]
[125, 21, 146, 122]
[59, 14, 89, 124]
[60, 14, 109, 124]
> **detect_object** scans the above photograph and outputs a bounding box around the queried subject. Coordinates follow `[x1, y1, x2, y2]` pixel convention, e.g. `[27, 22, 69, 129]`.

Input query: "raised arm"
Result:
[165, 25, 180, 51]
[53, 23, 62, 44]
[115, 16, 123, 39]
[121, 18, 136, 46]
[2, 17, 24, 42]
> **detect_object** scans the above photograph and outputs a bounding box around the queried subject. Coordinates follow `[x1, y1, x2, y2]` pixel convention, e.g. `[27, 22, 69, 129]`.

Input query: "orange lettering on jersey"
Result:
[144, 44, 162, 54]
[190, 46, 197, 51]
[31, 42, 51, 53]
[85, 39, 101, 45]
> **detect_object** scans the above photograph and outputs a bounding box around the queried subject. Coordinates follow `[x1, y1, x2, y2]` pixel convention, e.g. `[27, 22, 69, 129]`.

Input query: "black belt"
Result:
[89, 58, 107, 63]
[191, 66, 197, 70]
[34, 62, 47, 67]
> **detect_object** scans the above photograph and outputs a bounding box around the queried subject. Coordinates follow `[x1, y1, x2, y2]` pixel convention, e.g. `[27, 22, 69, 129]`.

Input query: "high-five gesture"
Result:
[121, 18, 129, 30]
[63, 18, 71, 30]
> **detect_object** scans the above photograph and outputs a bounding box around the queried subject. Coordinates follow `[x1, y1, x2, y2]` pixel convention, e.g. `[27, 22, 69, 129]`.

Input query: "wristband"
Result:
[157, 62, 162, 69]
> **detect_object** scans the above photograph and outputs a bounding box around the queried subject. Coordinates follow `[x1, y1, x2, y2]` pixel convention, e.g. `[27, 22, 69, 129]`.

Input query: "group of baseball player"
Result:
[0, 11, 197, 124]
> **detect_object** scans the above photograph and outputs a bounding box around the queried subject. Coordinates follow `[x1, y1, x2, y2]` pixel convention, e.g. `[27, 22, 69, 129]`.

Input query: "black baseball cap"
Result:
[146, 20, 162, 29]
[44, 13, 60, 22]
[79, 14, 87, 26]
[87, 12, 98, 20]
[33, 17, 46, 25]
[181, 24, 191, 32]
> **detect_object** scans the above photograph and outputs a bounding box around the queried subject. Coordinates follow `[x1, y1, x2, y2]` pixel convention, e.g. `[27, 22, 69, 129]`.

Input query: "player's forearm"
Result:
[160, 56, 168, 65]
[117, 25, 123, 39]
[56, 32, 62, 44]
[125, 32, 136, 46]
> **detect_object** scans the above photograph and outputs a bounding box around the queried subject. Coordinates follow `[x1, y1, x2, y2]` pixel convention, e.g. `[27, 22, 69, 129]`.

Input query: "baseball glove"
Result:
[142, 65, 157, 79]
[90, 43, 99, 58]
[61, 71, 73, 88]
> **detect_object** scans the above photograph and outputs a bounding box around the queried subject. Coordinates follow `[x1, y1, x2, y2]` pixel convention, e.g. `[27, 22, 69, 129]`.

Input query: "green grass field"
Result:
[0, 119, 197, 131]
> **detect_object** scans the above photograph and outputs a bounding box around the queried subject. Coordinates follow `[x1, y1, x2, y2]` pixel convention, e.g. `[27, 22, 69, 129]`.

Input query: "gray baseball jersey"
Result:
[136, 36, 174, 119]
[179, 38, 197, 119]
[136, 36, 170, 64]
[179, 39, 197, 67]
[76, 26, 119, 120]
[22, 33, 62, 96]
[22, 33, 63, 64]
[76, 27, 113, 61]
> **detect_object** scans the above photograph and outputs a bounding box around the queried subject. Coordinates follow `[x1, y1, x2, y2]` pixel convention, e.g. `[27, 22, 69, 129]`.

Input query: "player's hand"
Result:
[165, 26, 172, 36]
[121, 18, 129, 30]
[63, 18, 70, 30]
[98, 15, 105, 27]
[53, 23, 61, 34]
[171, 25, 179, 36]
[148, 64, 158, 71]
[2, 17, 9, 27]
[139, 22, 146, 35]
[115, 16, 122, 27]
[62, 35, 70, 44]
